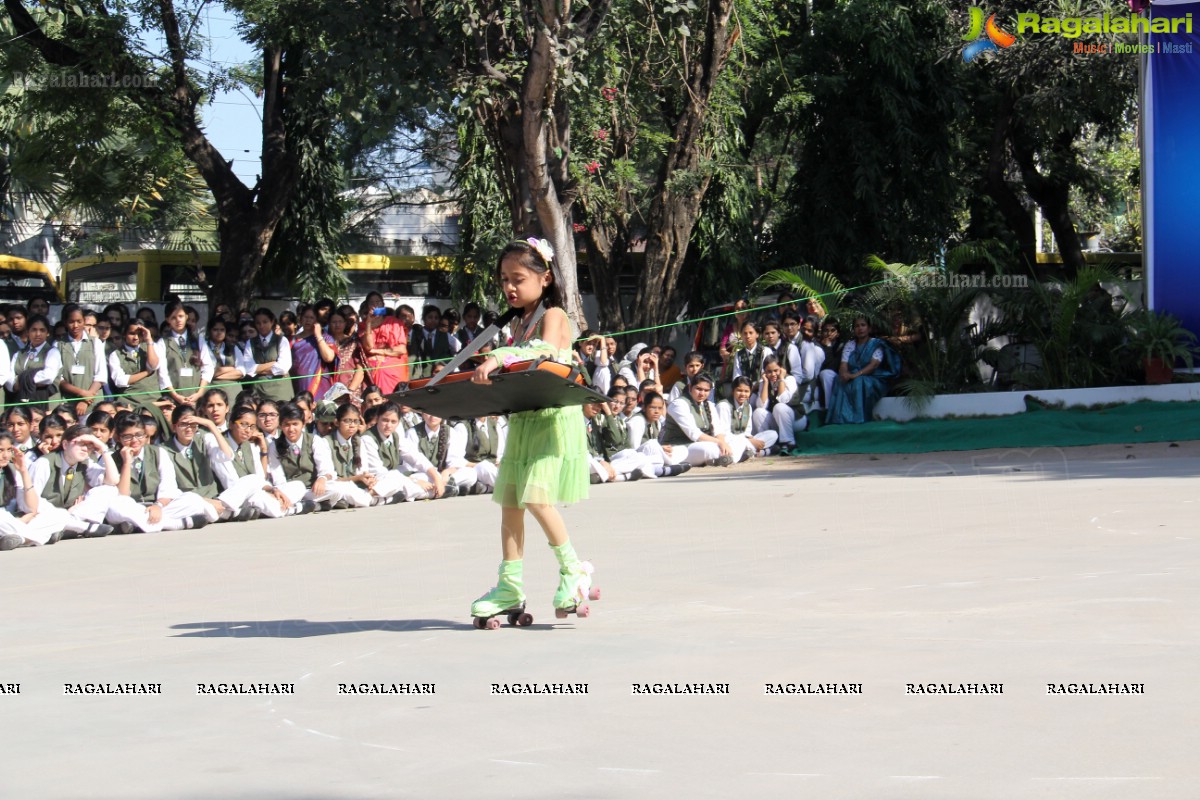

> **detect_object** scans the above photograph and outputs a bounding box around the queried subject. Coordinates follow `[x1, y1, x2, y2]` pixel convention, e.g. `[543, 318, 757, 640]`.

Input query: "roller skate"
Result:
[471, 560, 533, 630]
[550, 542, 602, 619]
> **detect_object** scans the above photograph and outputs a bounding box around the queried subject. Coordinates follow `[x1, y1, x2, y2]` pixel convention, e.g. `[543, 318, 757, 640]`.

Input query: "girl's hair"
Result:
[497, 239, 566, 313]
[255, 307, 277, 323]
[103, 303, 129, 323]
[363, 405, 383, 427]
[85, 410, 114, 429]
[199, 388, 229, 409]
[691, 373, 715, 390]
[278, 403, 305, 424]
[683, 351, 705, 366]
[0, 430, 14, 447]
[234, 389, 261, 409]
[171, 404, 198, 426]
[164, 300, 187, 320]
[231, 406, 257, 424]
[39, 414, 68, 435]
[731, 376, 753, 392]
[26, 313, 51, 332]
[377, 401, 402, 418]
[740, 320, 759, 335]
[762, 320, 781, 336]
[762, 354, 781, 370]
[6, 407, 33, 425]
[641, 391, 664, 409]
[206, 316, 230, 335]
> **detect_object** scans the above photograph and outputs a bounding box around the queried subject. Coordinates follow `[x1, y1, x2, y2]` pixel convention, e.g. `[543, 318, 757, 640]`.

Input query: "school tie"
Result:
[290, 443, 300, 457]
[183, 446, 193, 460]
[132, 460, 143, 481]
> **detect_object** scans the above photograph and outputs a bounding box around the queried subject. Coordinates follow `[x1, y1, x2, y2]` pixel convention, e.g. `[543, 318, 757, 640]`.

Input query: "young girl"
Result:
[720, 376, 777, 460]
[730, 320, 772, 386]
[323, 404, 377, 508]
[5, 407, 40, 464]
[468, 238, 596, 628]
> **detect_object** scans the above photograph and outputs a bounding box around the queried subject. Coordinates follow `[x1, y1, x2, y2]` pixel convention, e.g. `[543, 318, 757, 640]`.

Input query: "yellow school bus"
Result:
[0, 255, 63, 303]
[62, 250, 459, 307]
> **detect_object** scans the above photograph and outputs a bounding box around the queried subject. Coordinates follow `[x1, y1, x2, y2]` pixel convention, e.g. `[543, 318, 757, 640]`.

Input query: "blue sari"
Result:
[826, 338, 899, 425]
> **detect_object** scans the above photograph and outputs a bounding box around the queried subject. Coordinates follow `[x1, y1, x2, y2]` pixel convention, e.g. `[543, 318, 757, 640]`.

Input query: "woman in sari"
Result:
[290, 306, 336, 399]
[825, 315, 900, 425]
[327, 309, 365, 404]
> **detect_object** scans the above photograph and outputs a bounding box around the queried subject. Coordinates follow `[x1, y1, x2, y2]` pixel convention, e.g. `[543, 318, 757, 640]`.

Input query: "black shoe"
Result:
[442, 483, 460, 498]
[82, 523, 113, 538]
[626, 470, 642, 481]
[235, 506, 261, 522]
[331, 500, 349, 510]
[46, 530, 63, 545]
[716, 455, 734, 467]
[183, 515, 209, 530]
[112, 522, 136, 535]
[470, 483, 488, 495]
[0, 533, 23, 551]
[299, 500, 319, 514]
[589, 472, 602, 484]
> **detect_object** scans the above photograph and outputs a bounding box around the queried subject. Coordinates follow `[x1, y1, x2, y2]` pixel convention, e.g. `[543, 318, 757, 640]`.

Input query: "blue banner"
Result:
[1146, 2, 1200, 337]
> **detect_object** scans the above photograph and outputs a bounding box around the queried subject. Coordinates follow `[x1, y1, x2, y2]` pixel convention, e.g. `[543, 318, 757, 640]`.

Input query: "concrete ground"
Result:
[2, 441, 1197, 799]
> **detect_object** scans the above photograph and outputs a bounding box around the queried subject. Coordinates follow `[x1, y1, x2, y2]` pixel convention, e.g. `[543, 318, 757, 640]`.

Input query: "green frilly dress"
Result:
[488, 316, 590, 509]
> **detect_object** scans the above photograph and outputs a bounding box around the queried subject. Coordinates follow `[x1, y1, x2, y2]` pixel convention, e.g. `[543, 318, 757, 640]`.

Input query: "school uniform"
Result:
[203, 339, 247, 395]
[240, 333, 294, 402]
[584, 413, 655, 482]
[662, 395, 750, 466]
[410, 328, 461, 380]
[626, 414, 688, 476]
[267, 431, 356, 508]
[211, 438, 286, 518]
[55, 334, 108, 406]
[360, 427, 432, 502]
[0, 465, 62, 545]
[720, 398, 778, 460]
[464, 416, 507, 490]
[323, 433, 376, 508]
[752, 374, 800, 447]
[106, 445, 216, 532]
[730, 343, 774, 385]
[165, 432, 258, 522]
[155, 330, 215, 399]
[407, 421, 478, 492]
[110, 343, 172, 431]
[8, 341, 57, 407]
[26, 451, 118, 536]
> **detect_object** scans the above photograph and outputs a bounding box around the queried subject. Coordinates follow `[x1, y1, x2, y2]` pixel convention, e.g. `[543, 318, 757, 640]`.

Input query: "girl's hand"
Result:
[472, 358, 500, 385]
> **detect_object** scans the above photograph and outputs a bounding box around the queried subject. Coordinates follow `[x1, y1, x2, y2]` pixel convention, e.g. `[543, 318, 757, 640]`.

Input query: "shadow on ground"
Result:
[170, 618, 473, 637]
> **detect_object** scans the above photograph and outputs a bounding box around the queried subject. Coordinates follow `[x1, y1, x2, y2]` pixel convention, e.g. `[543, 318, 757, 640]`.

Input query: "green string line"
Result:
[3, 274, 905, 411]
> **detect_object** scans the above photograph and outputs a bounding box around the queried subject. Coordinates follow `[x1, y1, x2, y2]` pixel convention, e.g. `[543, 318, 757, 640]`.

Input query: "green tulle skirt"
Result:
[493, 405, 590, 509]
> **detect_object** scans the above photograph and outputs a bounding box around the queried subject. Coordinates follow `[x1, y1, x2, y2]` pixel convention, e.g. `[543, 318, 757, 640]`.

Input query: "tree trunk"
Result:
[984, 94, 1037, 270]
[1011, 130, 1085, 277]
[629, 0, 736, 331]
[584, 221, 626, 333]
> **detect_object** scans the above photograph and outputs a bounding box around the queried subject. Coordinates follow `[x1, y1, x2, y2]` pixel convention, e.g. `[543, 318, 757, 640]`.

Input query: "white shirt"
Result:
[730, 344, 774, 380]
[406, 422, 468, 469]
[361, 429, 434, 477]
[268, 433, 336, 486]
[154, 336, 216, 390]
[213, 438, 268, 490]
[754, 374, 797, 410]
[666, 396, 727, 442]
[27, 454, 111, 510]
[203, 339, 247, 378]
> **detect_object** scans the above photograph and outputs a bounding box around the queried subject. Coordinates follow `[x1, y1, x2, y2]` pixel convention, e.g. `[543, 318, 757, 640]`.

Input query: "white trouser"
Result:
[372, 470, 430, 502]
[106, 491, 215, 532]
[753, 404, 796, 445]
[37, 485, 118, 533]
[446, 466, 478, 491]
[216, 474, 270, 515]
[610, 448, 656, 479]
[472, 460, 499, 489]
[326, 480, 374, 508]
[818, 369, 838, 411]
[0, 508, 61, 545]
[677, 441, 722, 466]
[730, 428, 777, 460]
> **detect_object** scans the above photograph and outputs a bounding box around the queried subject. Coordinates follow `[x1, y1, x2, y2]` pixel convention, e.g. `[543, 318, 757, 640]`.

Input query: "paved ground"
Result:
[2, 441, 1198, 799]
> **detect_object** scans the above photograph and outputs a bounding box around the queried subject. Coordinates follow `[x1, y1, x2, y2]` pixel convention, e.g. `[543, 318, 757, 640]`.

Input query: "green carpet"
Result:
[797, 400, 1200, 456]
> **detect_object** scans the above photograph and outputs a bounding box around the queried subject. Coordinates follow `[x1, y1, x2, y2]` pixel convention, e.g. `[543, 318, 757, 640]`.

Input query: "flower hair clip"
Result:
[526, 237, 555, 264]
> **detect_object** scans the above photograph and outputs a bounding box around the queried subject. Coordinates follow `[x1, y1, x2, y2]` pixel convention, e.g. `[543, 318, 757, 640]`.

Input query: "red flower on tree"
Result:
[573, 223, 588, 233]
[586, 161, 600, 174]
[601, 87, 618, 102]
[593, 129, 608, 141]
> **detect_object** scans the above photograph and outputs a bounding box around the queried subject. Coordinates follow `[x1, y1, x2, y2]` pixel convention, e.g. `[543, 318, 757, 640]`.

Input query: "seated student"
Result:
[106, 413, 213, 533]
[312, 400, 338, 438]
[163, 404, 248, 523]
[763, 319, 804, 389]
[85, 410, 117, 453]
[667, 351, 708, 402]
[720, 376, 777, 460]
[662, 372, 740, 467]
[360, 402, 444, 502]
[197, 387, 231, 435]
[214, 405, 290, 518]
[463, 414, 507, 494]
[255, 400, 283, 443]
[361, 385, 385, 411]
[267, 403, 361, 511]
[624, 391, 690, 478]
[582, 399, 656, 483]
[406, 412, 474, 495]
[826, 315, 900, 425]
[26, 423, 117, 538]
[36, 414, 67, 456]
[0, 431, 62, 549]
[6, 407, 40, 465]
[322, 404, 377, 508]
[574, 330, 604, 385]
[752, 355, 799, 455]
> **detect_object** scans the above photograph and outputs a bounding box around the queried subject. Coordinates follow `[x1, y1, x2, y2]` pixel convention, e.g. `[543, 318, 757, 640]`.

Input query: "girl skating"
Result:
[468, 238, 598, 629]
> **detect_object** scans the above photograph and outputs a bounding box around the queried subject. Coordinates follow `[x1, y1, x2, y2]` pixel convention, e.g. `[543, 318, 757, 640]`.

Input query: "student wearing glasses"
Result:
[106, 413, 213, 533]
[204, 317, 246, 397]
[216, 405, 289, 518]
[26, 424, 117, 538]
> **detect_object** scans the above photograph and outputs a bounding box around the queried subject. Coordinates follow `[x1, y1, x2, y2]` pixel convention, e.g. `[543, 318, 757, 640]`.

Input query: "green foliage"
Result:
[1122, 309, 1197, 371]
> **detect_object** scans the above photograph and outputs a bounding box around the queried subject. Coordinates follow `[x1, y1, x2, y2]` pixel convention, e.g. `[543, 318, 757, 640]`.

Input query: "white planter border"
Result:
[874, 383, 1200, 422]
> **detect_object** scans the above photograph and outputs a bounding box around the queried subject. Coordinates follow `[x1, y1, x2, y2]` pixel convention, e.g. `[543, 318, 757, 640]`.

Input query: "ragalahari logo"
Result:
[962, 7, 1017, 61]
